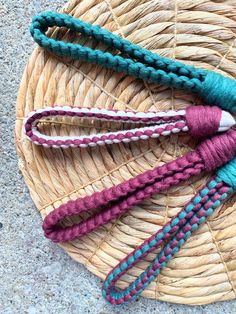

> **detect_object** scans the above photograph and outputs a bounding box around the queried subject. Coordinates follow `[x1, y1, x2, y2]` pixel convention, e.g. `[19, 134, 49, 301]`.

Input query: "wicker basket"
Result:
[15, 0, 236, 305]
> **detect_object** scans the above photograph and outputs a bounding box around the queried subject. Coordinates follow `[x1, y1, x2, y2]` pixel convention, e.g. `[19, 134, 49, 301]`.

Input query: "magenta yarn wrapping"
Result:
[186, 105, 222, 138]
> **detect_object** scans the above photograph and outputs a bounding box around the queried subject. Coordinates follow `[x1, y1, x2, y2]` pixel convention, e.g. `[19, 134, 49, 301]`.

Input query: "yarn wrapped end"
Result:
[197, 130, 236, 172]
[217, 157, 236, 190]
[201, 71, 236, 113]
[186, 105, 235, 138]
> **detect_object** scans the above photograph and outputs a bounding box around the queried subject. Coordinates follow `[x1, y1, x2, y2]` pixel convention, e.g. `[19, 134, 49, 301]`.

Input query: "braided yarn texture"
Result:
[42, 130, 236, 242]
[16, 3, 236, 306]
[24, 105, 234, 148]
[30, 11, 236, 112]
[102, 169, 236, 305]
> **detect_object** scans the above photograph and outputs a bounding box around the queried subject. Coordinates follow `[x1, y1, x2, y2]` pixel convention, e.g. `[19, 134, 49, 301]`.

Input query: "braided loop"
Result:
[42, 130, 236, 242]
[43, 151, 203, 242]
[24, 105, 235, 148]
[30, 11, 236, 112]
[102, 174, 235, 305]
[30, 13, 204, 92]
[28, 11, 236, 306]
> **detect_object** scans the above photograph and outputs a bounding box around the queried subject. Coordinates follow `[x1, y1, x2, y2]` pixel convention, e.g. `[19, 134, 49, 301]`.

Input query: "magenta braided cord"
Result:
[24, 105, 235, 148]
[43, 130, 236, 242]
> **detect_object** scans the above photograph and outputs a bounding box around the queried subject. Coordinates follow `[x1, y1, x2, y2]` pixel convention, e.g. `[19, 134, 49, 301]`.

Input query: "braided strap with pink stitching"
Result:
[24, 105, 234, 148]
[42, 130, 236, 242]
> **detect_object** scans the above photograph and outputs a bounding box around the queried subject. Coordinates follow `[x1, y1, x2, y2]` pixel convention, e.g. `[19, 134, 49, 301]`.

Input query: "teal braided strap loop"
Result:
[30, 11, 236, 112]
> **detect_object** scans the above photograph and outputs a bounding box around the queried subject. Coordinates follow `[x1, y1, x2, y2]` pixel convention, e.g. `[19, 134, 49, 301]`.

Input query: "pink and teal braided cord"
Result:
[29, 11, 236, 305]
[102, 158, 236, 305]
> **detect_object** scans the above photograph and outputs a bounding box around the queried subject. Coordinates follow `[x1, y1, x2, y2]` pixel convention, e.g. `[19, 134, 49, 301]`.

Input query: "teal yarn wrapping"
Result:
[217, 157, 236, 190]
[30, 11, 236, 112]
[201, 71, 236, 113]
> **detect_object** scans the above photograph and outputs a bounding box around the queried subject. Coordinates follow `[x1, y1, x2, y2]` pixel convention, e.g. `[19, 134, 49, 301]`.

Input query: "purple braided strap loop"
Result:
[23, 105, 235, 148]
[42, 130, 236, 242]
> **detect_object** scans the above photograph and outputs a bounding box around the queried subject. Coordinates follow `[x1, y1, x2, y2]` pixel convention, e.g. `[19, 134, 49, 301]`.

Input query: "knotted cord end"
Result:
[201, 71, 236, 112]
[197, 130, 236, 172]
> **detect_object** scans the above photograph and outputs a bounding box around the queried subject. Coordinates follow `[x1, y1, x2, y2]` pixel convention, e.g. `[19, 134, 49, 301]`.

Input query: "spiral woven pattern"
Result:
[15, 0, 236, 305]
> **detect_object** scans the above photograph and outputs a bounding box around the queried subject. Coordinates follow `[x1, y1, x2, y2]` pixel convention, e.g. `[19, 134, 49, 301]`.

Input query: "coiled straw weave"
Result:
[15, 0, 236, 305]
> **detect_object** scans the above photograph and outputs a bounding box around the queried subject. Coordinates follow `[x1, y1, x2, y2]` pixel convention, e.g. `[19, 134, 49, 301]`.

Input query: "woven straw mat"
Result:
[15, 0, 236, 305]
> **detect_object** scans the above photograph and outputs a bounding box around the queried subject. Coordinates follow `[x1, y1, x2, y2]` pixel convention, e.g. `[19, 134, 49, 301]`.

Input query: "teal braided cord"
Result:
[30, 12, 236, 112]
[102, 164, 236, 304]
[30, 12, 203, 92]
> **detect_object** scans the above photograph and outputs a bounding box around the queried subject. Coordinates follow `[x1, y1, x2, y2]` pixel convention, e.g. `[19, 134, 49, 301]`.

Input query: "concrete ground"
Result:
[0, 0, 236, 313]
